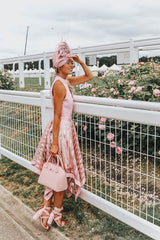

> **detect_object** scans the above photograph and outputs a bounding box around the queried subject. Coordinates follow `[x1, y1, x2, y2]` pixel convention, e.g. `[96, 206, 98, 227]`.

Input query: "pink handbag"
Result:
[38, 154, 68, 192]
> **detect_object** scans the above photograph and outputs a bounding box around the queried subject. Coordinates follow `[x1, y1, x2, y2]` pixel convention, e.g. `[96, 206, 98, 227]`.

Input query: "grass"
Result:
[0, 156, 153, 240]
[14, 77, 45, 92]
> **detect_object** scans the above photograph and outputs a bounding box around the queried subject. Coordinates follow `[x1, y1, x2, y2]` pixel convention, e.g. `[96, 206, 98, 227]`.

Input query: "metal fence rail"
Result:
[0, 90, 160, 239]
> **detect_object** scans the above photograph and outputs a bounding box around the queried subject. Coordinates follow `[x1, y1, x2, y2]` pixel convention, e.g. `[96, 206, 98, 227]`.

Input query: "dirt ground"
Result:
[0, 157, 152, 240]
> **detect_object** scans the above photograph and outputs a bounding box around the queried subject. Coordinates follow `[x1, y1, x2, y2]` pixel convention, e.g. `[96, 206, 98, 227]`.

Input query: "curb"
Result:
[0, 185, 70, 240]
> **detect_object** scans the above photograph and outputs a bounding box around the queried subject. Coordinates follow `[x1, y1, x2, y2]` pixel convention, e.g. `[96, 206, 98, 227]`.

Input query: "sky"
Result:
[1, 0, 160, 58]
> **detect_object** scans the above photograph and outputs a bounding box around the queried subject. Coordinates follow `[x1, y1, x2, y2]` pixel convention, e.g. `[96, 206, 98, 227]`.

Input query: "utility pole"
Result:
[24, 26, 29, 55]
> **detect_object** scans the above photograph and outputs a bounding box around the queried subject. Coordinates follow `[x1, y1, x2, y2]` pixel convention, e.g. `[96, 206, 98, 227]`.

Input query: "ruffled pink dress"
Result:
[31, 76, 85, 201]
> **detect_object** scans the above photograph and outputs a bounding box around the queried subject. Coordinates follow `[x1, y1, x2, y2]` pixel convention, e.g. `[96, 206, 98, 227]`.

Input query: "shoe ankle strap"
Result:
[53, 206, 63, 214]
[43, 205, 51, 210]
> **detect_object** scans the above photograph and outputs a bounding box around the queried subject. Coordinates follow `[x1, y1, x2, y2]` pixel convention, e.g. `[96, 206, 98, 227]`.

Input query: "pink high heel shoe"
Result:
[48, 206, 66, 227]
[33, 205, 51, 230]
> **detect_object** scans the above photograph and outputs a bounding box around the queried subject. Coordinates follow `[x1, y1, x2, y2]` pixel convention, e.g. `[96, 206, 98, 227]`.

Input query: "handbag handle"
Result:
[56, 154, 65, 170]
[47, 154, 65, 170]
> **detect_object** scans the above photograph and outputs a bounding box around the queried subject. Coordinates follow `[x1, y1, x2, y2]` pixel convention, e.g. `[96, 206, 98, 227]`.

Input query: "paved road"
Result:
[0, 185, 70, 240]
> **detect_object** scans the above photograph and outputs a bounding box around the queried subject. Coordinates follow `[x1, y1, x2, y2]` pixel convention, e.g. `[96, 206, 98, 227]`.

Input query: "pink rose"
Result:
[136, 86, 142, 92]
[75, 122, 78, 126]
[101, 90, 105, 94]
[99, 124, 105, 130]
[128, 81, 135, 86]
[2, 72, 5, 76]
[131, 87, 136, 93]
[128, 87, 136, 94]
[110, 88, 115, 92]
[127, 65, 131, 67]
[91, 88, 96, 93]
[158, 151, 160, 155]
[155, 67, 159, 71]
[126, 69, 129, 72]
[100, 117, 107, 123]
[113, 90, 119, 95]
[118, 97, 123, 99]
[117, 79, 121, 84]
[140, 62, 144, 65]
[128, 96, 132, 100]
[116, 147, 122, 154]
[83, 125, 87, 131]
[107, 133, 114, 141]
[120, 70, 124, 73]
[110, 141, 116, 148]
[153, 89, 160, 96]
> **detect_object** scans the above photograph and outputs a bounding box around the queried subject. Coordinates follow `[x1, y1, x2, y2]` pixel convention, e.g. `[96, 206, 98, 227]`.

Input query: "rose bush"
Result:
[76, 60, 160, 102]
[75, 60, 160, 158]
[0, 70, 15, 90]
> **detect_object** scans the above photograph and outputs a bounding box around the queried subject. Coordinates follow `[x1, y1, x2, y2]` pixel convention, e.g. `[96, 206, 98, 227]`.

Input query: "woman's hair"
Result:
[52, 67, 74, 96]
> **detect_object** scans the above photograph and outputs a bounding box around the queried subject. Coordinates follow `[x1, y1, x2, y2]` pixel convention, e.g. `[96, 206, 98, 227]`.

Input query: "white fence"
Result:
[1, 36, 160, 89]
[0, 90, 160, 239]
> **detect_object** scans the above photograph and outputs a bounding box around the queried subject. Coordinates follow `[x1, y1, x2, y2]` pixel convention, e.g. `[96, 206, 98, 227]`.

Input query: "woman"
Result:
[32, 41, 94, 230]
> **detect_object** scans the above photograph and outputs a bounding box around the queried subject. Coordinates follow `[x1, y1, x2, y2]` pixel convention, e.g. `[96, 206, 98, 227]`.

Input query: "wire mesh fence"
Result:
[73, 113, 160, 226]
[0, 101, 42, 161]
[0, 93, 160, 238]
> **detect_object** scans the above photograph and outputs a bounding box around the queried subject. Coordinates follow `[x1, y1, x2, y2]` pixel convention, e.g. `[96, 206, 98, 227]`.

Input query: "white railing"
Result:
[0, 90, 160, 240]
[1, 36, 160, 89]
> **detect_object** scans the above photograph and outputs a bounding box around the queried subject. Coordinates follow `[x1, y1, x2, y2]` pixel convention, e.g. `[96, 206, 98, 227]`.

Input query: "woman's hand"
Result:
[69, 55, 83, 64]
[50, 143, 60, 156]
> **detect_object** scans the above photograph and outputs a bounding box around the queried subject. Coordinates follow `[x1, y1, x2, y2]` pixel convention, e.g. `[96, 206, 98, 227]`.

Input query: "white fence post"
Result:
[134, 48, 139, 63]
[40, 90, 53, 131]
[13, 62, 16, 80]
[44, 53, 50, 89]
[130, 38, 134, 65]
[75, 62, 79, 76]
[0, 63, 4, 70]
[78, 46, 85, 76]
[40, 90, 47, 132]
[19, 60, 24, 88]
[38, 59, 42, 86]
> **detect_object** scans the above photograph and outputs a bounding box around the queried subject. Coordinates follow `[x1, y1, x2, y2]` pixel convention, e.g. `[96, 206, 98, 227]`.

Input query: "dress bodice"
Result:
[51, 76, 73, 119]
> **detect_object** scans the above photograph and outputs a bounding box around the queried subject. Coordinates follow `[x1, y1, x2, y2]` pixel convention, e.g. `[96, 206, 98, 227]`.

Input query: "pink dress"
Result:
[31, 76, 85, 201]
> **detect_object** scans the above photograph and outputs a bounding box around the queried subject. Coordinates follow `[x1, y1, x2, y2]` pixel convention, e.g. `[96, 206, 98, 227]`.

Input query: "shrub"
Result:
[0, 70, 15, 90]
[74, 60, 160, 159]
[76, 60, 160, 102]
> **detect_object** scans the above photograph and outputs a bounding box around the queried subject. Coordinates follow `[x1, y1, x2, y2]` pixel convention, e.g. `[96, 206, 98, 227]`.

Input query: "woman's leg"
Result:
[41, 197, 52, 227]
[53, 190, 64, 208]
[53, 190, 65, 225]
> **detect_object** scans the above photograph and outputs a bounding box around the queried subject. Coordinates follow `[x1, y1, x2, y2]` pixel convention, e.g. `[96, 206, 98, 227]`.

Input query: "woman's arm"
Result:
[67, 55, 94, 86]
[50, 80, 66, 155]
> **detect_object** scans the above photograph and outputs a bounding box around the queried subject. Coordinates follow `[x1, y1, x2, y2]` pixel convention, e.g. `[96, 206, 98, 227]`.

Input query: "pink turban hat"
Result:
[52, 41, 71, 68]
